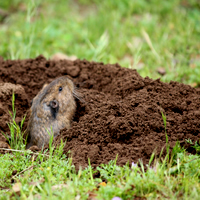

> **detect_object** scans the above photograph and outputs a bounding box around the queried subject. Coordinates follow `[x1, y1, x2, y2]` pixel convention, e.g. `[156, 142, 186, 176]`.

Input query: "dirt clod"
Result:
[0, 55, 200, 169]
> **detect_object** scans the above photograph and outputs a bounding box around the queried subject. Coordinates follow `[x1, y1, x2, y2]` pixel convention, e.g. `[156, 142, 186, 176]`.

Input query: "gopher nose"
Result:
[50, 100, 59, 108]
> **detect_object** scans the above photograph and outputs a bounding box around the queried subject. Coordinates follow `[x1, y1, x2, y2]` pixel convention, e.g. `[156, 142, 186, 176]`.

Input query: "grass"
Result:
[2, 93, 26, 150]
[0, 0, 200, 199]
[1, 139, 200, 199]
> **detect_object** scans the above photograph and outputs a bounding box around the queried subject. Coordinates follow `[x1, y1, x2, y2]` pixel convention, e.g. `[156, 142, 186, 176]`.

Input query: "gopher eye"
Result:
[59, 86, 62, 92]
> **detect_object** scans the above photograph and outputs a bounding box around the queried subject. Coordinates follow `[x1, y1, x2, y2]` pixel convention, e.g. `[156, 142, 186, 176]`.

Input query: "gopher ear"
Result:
[66, 78, 75, 92]
[73, 89, 85, 103]
[66, 78, 85, 103]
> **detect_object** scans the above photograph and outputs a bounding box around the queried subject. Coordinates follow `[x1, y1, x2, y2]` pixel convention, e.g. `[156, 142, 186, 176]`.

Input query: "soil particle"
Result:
[0, 55, 200, 169]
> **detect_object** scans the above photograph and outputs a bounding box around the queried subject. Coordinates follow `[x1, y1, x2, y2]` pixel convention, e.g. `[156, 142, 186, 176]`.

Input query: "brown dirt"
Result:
[0, 55, 200, 169]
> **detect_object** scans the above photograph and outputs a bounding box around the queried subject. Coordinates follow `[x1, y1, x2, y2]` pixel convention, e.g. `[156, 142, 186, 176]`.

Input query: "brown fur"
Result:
[26, 76, 78, 148]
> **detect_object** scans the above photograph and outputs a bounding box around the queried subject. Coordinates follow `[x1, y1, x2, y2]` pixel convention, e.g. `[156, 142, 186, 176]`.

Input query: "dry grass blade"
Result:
[141, 29, 160, 59]
[0, 148, 50, 157]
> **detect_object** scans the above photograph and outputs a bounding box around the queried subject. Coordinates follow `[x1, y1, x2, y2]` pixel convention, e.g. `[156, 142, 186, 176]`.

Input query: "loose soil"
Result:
[0, 55, 200, 169]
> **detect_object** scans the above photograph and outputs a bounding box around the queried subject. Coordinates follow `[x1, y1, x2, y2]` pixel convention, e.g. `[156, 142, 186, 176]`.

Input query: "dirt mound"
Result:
[0, 55, 200, 169]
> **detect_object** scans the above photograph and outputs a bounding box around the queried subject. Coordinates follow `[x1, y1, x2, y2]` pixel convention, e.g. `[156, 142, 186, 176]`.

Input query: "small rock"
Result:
[28, 145, 40, 152]
[157, 67, 166, 76]
[0, 141, 11, 149]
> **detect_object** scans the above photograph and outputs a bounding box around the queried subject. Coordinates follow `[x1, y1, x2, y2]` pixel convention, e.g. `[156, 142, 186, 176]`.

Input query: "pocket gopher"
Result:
[26, 76, 80, 149]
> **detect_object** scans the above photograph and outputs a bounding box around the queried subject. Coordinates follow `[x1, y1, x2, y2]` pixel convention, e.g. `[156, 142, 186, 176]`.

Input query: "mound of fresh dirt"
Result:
[0, 55, 200, 169]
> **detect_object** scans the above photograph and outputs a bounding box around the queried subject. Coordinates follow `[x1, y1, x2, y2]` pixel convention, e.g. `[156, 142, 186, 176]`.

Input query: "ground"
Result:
[0, 56, 200, 199]
[0, 0, 200, 199]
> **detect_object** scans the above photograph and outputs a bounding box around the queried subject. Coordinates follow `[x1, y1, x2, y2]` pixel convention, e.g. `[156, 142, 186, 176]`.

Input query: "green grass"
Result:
[0, 140, 200, 199]
[1, 0, 200, 199]
[2, 93, 26, 150]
